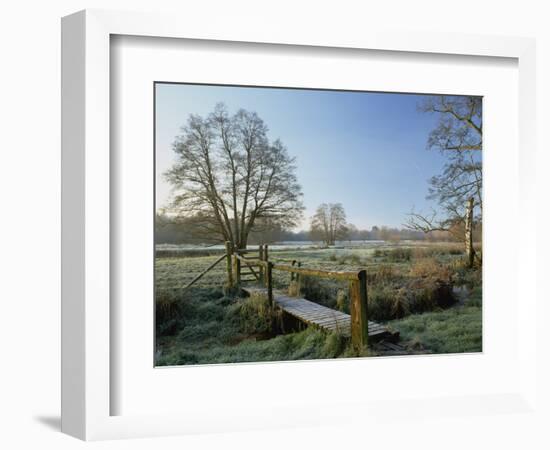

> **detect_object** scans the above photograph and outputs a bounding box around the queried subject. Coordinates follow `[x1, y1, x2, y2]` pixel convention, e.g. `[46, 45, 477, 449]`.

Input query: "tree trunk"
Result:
[464, 197, 475, 268]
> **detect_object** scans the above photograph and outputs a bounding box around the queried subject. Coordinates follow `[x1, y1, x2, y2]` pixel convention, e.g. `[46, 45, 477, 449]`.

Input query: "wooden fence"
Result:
[228, 243, 369, 350]
[179, 241, 369, 350]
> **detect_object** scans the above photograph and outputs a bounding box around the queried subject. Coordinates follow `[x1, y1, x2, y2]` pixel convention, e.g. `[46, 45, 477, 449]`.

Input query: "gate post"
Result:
[259, 244, 265, 284]
[350, 269, 368, 351]
[263, 245, 269, 287]
[225, 241, 234, 288]
[233, 252, 241, 286]
[266, 261, 274, 307]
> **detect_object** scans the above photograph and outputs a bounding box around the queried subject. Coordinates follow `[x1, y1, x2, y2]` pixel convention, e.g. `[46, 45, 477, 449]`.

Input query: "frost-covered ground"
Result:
[155, 241, 482, 365]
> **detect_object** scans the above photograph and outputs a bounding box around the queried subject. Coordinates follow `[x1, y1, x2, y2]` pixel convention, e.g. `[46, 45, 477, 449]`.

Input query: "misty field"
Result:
[155, 241, 482, 366]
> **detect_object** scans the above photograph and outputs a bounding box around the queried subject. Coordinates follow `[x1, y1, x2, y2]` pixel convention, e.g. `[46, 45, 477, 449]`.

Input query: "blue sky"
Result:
[155, 83, 452, 230]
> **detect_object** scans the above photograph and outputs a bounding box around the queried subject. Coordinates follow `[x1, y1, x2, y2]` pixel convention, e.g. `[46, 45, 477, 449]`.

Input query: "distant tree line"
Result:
[156, 211, 480, 245]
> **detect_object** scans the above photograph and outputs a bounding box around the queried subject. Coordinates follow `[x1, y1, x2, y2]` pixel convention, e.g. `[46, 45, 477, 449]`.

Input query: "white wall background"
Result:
[0, 1, 548, 449]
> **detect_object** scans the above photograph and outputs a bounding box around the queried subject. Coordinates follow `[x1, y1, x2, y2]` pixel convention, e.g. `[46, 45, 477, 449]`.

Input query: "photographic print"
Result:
[154, 83, 482, 366]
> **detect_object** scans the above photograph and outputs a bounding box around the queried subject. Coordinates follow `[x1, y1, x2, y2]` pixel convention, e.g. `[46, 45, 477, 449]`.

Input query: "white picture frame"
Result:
[61, 9, 538, 441]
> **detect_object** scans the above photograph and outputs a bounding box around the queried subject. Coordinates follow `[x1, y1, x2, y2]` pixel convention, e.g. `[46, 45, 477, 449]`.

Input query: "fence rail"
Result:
[181, 253, 227, 292]
[271, 264, 360, 281]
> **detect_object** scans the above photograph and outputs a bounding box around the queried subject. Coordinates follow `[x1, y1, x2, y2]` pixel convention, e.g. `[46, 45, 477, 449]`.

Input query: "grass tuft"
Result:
[236, 292, 273, 335]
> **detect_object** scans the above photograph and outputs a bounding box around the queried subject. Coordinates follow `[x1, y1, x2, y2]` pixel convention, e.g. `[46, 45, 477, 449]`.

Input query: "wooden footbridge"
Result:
[243, 286, 398, 344]
[184, 242, 401, 352]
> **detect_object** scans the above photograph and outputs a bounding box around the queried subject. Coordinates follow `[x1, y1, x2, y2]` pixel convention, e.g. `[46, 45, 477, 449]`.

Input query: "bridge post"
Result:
[295, 261, 302, 295]
[350, 269, 368, 351]
[225, 241, 234, 288]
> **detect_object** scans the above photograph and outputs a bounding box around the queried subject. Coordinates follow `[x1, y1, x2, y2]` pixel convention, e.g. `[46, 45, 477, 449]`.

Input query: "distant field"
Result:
[155, 241, 469, 290]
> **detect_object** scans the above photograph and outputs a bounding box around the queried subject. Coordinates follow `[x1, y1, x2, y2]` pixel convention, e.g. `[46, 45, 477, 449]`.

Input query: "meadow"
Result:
[155, 241, 482, 366]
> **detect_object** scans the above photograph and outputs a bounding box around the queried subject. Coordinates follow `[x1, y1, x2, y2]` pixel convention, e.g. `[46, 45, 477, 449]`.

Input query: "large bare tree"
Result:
[164, 103, 304, 249]
[310, 203, 349, 246]
[406, 95, 482, 266]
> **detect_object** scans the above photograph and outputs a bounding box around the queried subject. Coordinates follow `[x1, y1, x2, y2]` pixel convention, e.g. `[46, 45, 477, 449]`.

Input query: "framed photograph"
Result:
[62, 9, 537, 441]
[153, 82, 482, 366]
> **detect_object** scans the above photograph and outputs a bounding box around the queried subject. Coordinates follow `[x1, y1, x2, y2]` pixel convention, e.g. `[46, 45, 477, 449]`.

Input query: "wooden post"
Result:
[290, 260, 296, 281]
[264, 245, 269, 287]
[295, 261, 302, 296]
[225, 241, 234, 288]
[465, 197, 474, 268]
[233, 253, 241, 286]
[350, 269, 368, 351]
[266, 261, 274, 307]
[259, 244, 265, 284]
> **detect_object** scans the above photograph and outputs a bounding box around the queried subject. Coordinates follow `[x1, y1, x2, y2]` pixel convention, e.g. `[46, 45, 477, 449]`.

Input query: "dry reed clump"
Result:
[238, 292, 273, 334]
[300, 276, 339, 309]
[155, 290, 181, 323]
[367, 258, 457, 321]
[446, 245, 465, 255]
[409, 257, 452, 281]
[368, 286, 411, 321]
[407, 258, 455, 310]
[448, 257, 482, 287]
[332, 253, 363, 266]
[367, 286, 395, 321]
[412, 244, 463, 259]
[155, 289, 193, 336]
[405, 279, 437, 312]
[412, 247, 435, 259]
[373, 247, 412, 262]
[321, 331, 347, 357]
[391, 288, 410, 319]
[370, 264, 396, 285]
[336, 289, 348, 313]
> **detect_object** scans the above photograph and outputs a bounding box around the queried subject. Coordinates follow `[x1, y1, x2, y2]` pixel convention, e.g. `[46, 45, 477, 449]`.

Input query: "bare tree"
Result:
[406, 96, 482, 266]
[164, 103, 304, 249]
[310, 203, 349, 246]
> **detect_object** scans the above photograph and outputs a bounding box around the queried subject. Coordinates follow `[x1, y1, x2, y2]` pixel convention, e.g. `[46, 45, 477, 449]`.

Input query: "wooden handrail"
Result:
[270, 257, 299, 263]
[235, 254, 360, 281]
[272, 263, 360, 281]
